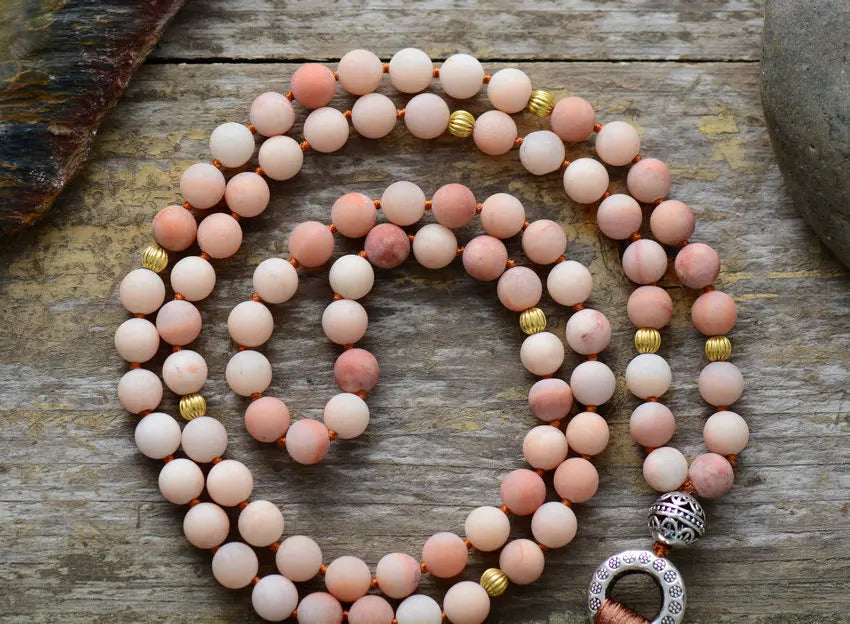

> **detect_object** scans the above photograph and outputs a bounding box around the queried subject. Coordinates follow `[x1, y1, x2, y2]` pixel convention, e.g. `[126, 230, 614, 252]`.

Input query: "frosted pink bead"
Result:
[520, 332, 565, 376]
[487, 67, 532, 113]
[625, 353, 672, 399]
[704, 410, 749, 455]
[228, 300, 274, 347]
[330, 254, 374, 300]
[365, 223, 411, 269]
[134, 412, 180, 458]
[238, 500, 284, 546]
[464, 506, 510, 552]
[569, 360, 616, 406]
[595, 120, 640, 166]
[547, 260, 593, 306]
[565, 308, 612, 355]
[497, 266, 542, 311]
[114, 318, 159, 363]
[337, 49, 383, 95]
[276, 535, 323, 582]
[675, 242, 720, 289]
[288, 221, 335, 268]
[349, 596, 394, 624]
[566, 411, 609, 455]
[376, 552, 421, 598]
[550, 96, 596, 142]
[209, 122, 255, 169]
[291, 63, 336, 109]
[158, 458, 204, 504]
[245, 397, 290, 443]
[252, 575, 299, 622]
[412, 224, 457, 269]
[630, 402, 676, 447]
[322, 299, 368, 344]
[225, 350, 272, 396]
[472, 110, 517, 156]
[396, 595, 442, 624]
[522, 219, 567, 264]
[627, 285, 673, 329]
[643, 447, 688, 492]
[197, 213, 243, 259]
[389, 48, 433, 93]
[500, 468, 546, 515]
[118, 368, 162, 414]
[303, 107, 350, 153]
[689, 452, 734, 498]
[531, 501, 577, 548]
[528, 378, 573, 422]
[351, 93, 398, 139]
[553, 457, 599, 503]
[563, 158, 609, 203]
[297, 593, 344, 624]
[286, 419, 330, 465]
[207, 459, 253, 507]
[520, 130, 565, 175]
[162, 349, 208, 394]
[698, 361, 744, 406]
[439, 53, 484, 99]
[462, 235, 507, 281]
[180, 162, 226, 209]
[499, 539, 544, 584]
[622, 239, 668, 285]
[597, 194, 643, 240]
[332, 192, 376, 238]
[334, 348, 379, 393]
[480, 193, 525, 238]
[253, 257, 299, 304]
[249, 91, 296, 137]
[119, 268, 165, 315]
[181, 416, 228, 463]
[381, 180, 426, 226]
[323, 392, 370, 439]
[422, 532, 468, 578]
[325, 556, 371, 602]
[650, 200, 694, 245]
[212, 542, 258, 589]
[443, 581, 490, 624]
[404, 93, 450, 139]
[152, 204, 197, 251]
[183, 502, 229, 549]
[692, 290, 737, 336]
[523, 425, 568, 470]
[258, 135, 304, 181]
[171, 255, 215, 301]
[225, 172, 269, 218]
[431, 183, 476, 229]
[628, 157, 672, 203]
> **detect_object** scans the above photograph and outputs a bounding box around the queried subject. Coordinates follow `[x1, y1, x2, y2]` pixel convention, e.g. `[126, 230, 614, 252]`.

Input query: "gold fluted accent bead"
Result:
[705, 335, 732, 361]
[634, 328, 662, 353]
[448, 110, 475, 137]
[528, 90, 555, 117]
[141, 243, 168, 273]
[179, 393, 207, 420]
[480, 568, 509, 597]
[519, 307, 547, 335]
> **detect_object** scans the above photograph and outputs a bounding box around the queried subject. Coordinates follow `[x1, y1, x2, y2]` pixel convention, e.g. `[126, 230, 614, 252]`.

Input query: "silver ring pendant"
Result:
[587, 549, 686, 624]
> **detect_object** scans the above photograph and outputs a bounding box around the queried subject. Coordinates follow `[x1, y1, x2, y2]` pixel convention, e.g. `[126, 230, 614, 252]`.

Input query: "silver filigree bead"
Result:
[648, 491, 706, 547]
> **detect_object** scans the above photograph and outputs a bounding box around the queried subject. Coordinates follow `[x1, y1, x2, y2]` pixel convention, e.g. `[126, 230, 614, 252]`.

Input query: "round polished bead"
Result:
[675, 242, 720, 289]
[597, 194, 643, 240]
[448, 110, 475, 137]
[480, 193, 525, 238]
[520, 331, 565, 376]
[462, 235, 507, 281]
[114, 318, 159, 363]
[440, 53, 484, 99]
[487, 68, 532, 113]
[276, 535, 323, 582]
[291, 63, 336, 109]
[286, 419, 331, 465]
[389, 48, 433, 93]
[565, 411, 609, 455]
[170, 256, 216, 302]
[179, 392, 207, 422]
[497, 266, 542, 311]
[650, 199, 695, 245]
[518, 307, 546, 336]
[120, 268, 166, 315]
[158, 458, 204, 504]
[288, 221, 335, 268]
[622, 239, 668, 284]
[329, 254, 374, 300]
[180, 162, 226, 209]
[413, 223, 457, 269]
[303, 107, 350, 153]
[322, 299, 368, 345]
[692, 290, 737, 336]
[207, 459, 253, 507]
[325, 556, 371, 602]
[547, 260, 593, 306]
[225, 172, 269, 218]
[351, 93, 398, 139]
[422, 532, 468, 578]
[119, 368, 162, 414]
[499, 539, 544, 585]
[472, 110, 517, 156]
[698, 361, 744, 406]
[239, 500, 284, 546]
[226, 350, 272, 396]
[689, 452, 735, 498]
[334, 348, 379, 393]
[337, 49, 383, 95]
[595, 120, 640, 166]
[627, 285, 673, 329]
[297, 593, 344, 624]
[431, 183, 476, 229]
[228, 300, 274, 347]
[140, 243, 169, 274]
[625, 353, 672, 399]
[563, 158, 609, 203]
[523, 425, 568, 470]
[628, 157, 672, 203]
[376, 552, 421, 599]
[252, 574, 299, 622]
[183, 502, 229, 549]
[162, 349, 208, 395]
[250, 91, 296, 137]
[704, 410, 749, 455]
[253, 257, 299, 304]
[349, 596, 394, 624]
[381, 180, 426, 226]
[404, 93, 450, 139]
[323, 392, 370, 439]
[500, 468, 546, 515]
[527, 89, 555, 117]
[528, 378, 573, 422]
[332, 192, 376, 238]
[134, 412, 180, 459]
[396, 595, 442, 624]
[258, 135, 304, 181]
[197, 213, 243, 259]
[550, 96, 596, 142]
[635, 326, 661, 356]
[565, 308, 612, 355]
[643, 447, 688, 492]
[212, 542, 259, 589]
[245, 396, 290, 443]
[553, 457, 598, 503]
[569, 360, 616, 406]
[522, 219, 567, 264]
[181, 415, 228, 463]
[210, 122, 255, 169]
[152, 204, 197, 252]
[532, 501, 577, 548]
[443, 581, 490, 624]
[630, 402, 676, 447]
[365, 223, 411, 269]
[464, 506, 510, 552]
[520, 130, 565, 175]
[706, 335, 732, 361]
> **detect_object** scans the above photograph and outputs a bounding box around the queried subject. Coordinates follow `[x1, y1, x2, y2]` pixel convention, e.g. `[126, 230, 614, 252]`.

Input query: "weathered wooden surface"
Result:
[1, 2, 849, 624]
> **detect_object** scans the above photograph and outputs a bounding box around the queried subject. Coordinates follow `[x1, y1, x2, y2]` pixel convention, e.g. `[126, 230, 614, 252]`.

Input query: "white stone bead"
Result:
[249, 91, 296, 137]
[212, 541, 259, 589]
[238, 500, 285, 546]
[207, 459, 253, 507]
[547, 260, 593, 306]
[523, 425, 568, 470]
[181, 415, 228, 463]
[134, 412, 181, 459]
[413, 224, 457, 269]
[329, 255, 375, 300]
[252, 574, 299, 622]
[563, 158, 609, 203]
[228, 300, 274, 347]
[119, 268, 166, 315]
[258, 136, 304, 181]
[403, 93, 450, 139]
[323, 392, 370, 439]
[303, 108, 350, 153]
[162, 349, 208, 395]
[321, 300, 368, 345]
[253, 257, 299, 304]
[226, 350, 273, 396]
[531, 501, 577, 548]
[118, 368, 162, 414]
[209, 122, 255, 168]
[519, 130, 566, 176]
[480, 193, 526, 239]
[170, 256, 216, 301]
[389, 48, 434, 93]
[396, 594, 443, 624]
[520, 332, 565, 376]
[486, 67, 532, 113]
[351, 93, 398, 139]
[443, 581, 490, 624]
[158, 458, 204, 504]
[595, 120, 641, 166]
[114, 317, 159, 363]
[643, 447, 688, 492]
[464, 506, 510, 552]
[439, 54, 485, 99]
[381, 180, 426, 226]
[337, 49, 383, 95]
[569, 360, 616, 406]
[704, 410, 750, 455]
[276, 535, 323, 582]
[625, 353, 672, 399]
[183, 502, 229, 549]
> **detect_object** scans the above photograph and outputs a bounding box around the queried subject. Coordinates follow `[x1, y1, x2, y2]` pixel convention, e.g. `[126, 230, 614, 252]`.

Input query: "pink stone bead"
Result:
[351, 93, 398, 139]
[650, 200, 694, 245]
[291, 63, 336, 109]
[480, 193, 525, 238]
[114, 318, 159, 363]
[597, 194, 643, 240]
[225, 172, 270, 218]
[334, 348, 379, 393]
[212, 542, 259, 589]
[134, 412, 180, 458]
[180, 162, 226, 209]
[627, 285, 673, 329]
[522, 219, 567, 265]
[322, 299, 368, 344]
[422, 532, 468, 578]
[152, 204, 197, 251]
[197, 213, 243, 259]
[520, 332, 565, 376]
[439, 53, 484, 99]
[183, 502, 229, 549]
[119, 268, 165, 315]
[252, 575, 299, 622]
[499, 539, 544, 585]
[565, 308, 612, 355]
[443, 581, 490, 624]
[628, 157, 672, 203]
[209, 122, 255, 169]
[162, 349, 208, 394]
[303, 107, 350, 153]
[523, 425, 568, 470]
[531, 501, 577, 548]
[376, 552, 421, 599]
[692, 290, 737, 336]
[288, 221, 335, 268]
[625, 353, 672, 399]
[381, 181, 426, 226]
[675, 242, 720, 288]
[704, 410, 749, 455]
[276, 535, 323, 582]
[245, 396, 291, 443]
[547, 260, 593, 306]
[297, 593, 344, 624]
[689, 452, 734, 498]
[622, 238, 668, 285]
[472, 110, 518, 156]
[462, 235, 507, 281]
[404, 93, 450, 139]
[630, 402, 676, 447]
[238, 500, 284, 546]
[207, 459, 253, 507]
[550, 96, 596, 143]
[553, 457, 599, 503]
[643, 447, 688, 492]
[325, 556, 371, 602]
[528, 378, 573, 422]
[323, 392, 370, 439]
[500, 468, 546, 515]
[258, 135, 304, 181]
[464, 506, 510, 552]
[698, 361, 744, 406]
[228, 300, 274, 347]
[158, 458, 204, 505]
[171, 256, 216, 301]
[595, 120, 640, 166]
[225, 350, 272, 396]
[181, 416, 228, 463]
[497, 266, 542, 311]
[431, 183, 476, 229]
[563, 158, 609, 204]
[118, 368, 162, 414]
[337, 49, 383, 95]
[569, 360, 616, 406]
[349, 595, 394, 624]
[286, 419, 331, 465]
[330, 254, 374, 299]
[332, 192, 376, 238]
[565, 411, 609, 456]
[519, 130, 565, 175]
[365, 223, 411, 269]
[250, 91, 296, 137]
[389, 48, 433, 93]
[396, 595, 442, 624]
[253, 257, 299, 304]
[412, 224, 457, 269]
[487, 68, 532, 113]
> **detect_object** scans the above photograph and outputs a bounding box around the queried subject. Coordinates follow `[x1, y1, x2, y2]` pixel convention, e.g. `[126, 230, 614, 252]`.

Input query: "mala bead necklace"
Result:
[115, 47, 747, 624]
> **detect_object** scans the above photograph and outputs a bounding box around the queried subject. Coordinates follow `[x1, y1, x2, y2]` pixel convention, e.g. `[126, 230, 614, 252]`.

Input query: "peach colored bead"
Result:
[249, 91, 296, 137]
[563, 158, 609, 204]
[528, 378, 573, 422]
[238, 499, 284, 546]
[158, 458, 204, 505]
[497, 266, 542, 311]
[225, 350, 272, 396]
[351, 93, 398, 139]
[181, 416, 228, 463]
[650, 199, 695, 245]
[565, 308, 612, 355]
[692, 290, 737, 336]
[258, 135, 304, 181]
[625, 353, 672, 399]
[245, 396, 291, 443]
[389, 48, 433, 93]
[114, 318, 159, 363]
[171, 256, 216, 302]
[520, 331, 565, 376]
[547, 260, 593, 306]
[464, 506, 510, 552]
[323, 392, 370, 439]
[183, 502, 229, 549]
[288, 221, 335, 268]
[520, 130, 565, 176]
[628, 157, 672, 203]
[404, 93, 450, 139]
[286, 419, 331, 465]
[349, 596, 394, 624]
[413, 223, 457, 269]
[180, 162, 226, 210]
[553, 457, 599, 503]
[675, 242, 720, 289]
[627, 285, 673, 329]
[119, 268, 165, 315]
[704, 410, 749, 455]
[322, 299, 368, 344]
[152, 204, 197, 251]
[643, 447, 688, 492]
[228, 300, 274, 347]
[291, 63, 336, 109]
[443, 581, 490, 624]
[523, 425, 568, 470]
[331, 192, 376, 238]
[622, 238, 668, 284]
[486, 67, 532, 113]
[207, 459, 253, 507]
[197, 213, 243, 259]
[698, 361, 744, 406]
[381, 180, 426, 226]
[595, 120, 640, 166]
[276, 535, 323, 582]
[155, 299, 202, 346]
[431, 183, 476, 229]
[162, 349, 207, 395]
[480, 193, 525, 238]
[329, 254, 374, 300]
[297, 593, 344, 624]
[303, 107, 350, 153]
[630, 402, 676, 447]
[252, 575, 299, 622]
[134, 412, 180, 458]
[499, 539, 544, 585]
[462, 235, 507, 281]
[334, 348, 379, 393]
[253, 257, 299, 304]
[337, 49, 383, 95]
[689, 452, 734, 498]
[566, 411, 609, 456]
[396, 595, 442, 624]
[439, 53, 484, 99]
[500, 468, 546, 515]
[421, 532, 468, 578]
[522, 219, 567, 264]
[550, 96, 596, 142]
[597, 194, 643, 240]
[365, 223, 411, 269]
[209, 122, 255, 169]
[225, 172, 269, 218]
[532, 501, 578, 548]
[472, 110, 518, 156]
[325, 556, 371, 602]
[569, 360, 616, 406]
[376, 552, 421, 599]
